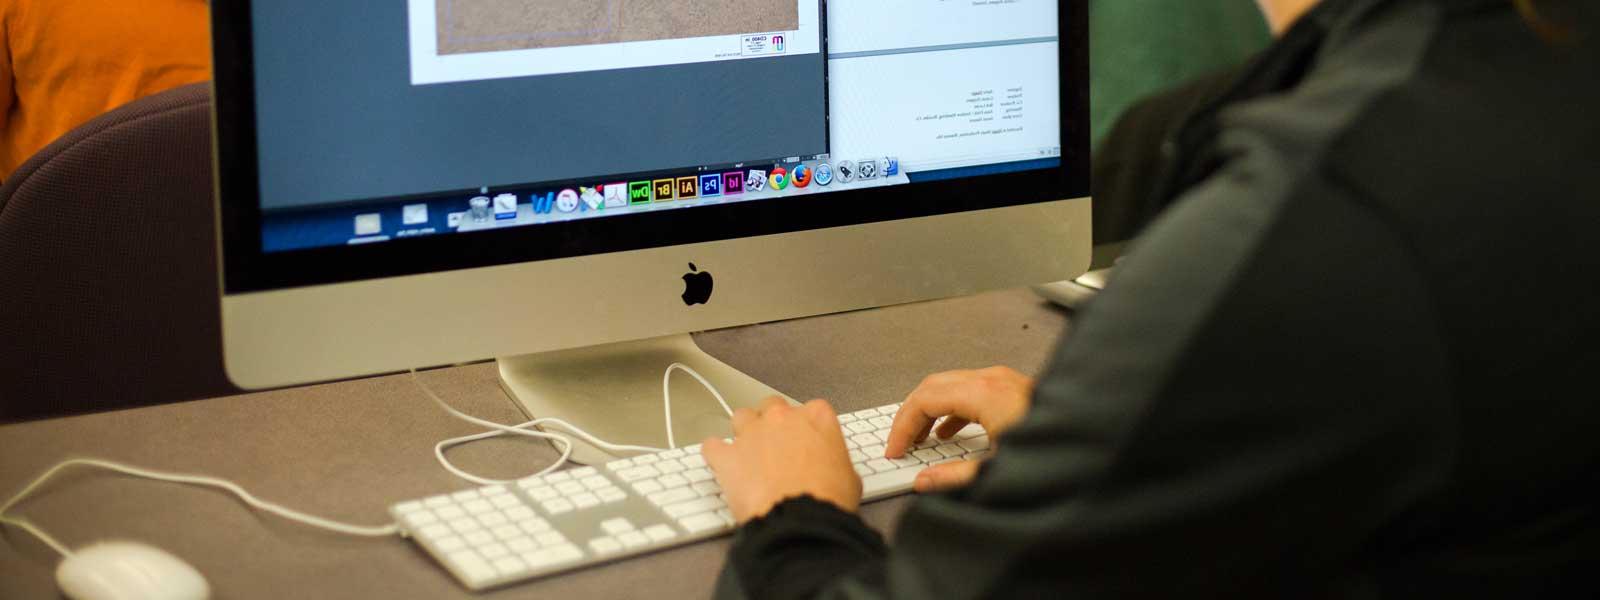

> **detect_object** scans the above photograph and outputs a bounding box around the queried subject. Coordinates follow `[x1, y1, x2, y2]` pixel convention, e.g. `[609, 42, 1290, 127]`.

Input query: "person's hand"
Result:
[702, 397, 862, 524]
[886, 366, 1034, 492]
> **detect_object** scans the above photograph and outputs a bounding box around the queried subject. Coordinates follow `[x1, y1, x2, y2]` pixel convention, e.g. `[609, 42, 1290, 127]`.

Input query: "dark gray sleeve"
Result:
[723, 115, 1459, 598]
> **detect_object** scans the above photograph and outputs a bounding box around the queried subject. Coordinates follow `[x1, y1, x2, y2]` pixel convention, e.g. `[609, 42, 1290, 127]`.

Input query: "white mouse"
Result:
[56, 541, 210, 600]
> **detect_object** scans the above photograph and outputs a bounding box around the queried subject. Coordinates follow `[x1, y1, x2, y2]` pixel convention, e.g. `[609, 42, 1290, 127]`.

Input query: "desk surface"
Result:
[0, 288, 1069, 599]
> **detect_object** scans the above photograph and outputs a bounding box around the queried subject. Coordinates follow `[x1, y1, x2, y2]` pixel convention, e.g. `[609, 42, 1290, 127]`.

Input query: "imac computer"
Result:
[211, 1, 1090, 465]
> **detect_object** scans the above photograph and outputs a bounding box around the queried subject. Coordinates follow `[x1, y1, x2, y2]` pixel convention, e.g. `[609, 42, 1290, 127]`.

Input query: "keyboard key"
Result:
[684, 468, 715, 483]
[632, 480, 663, 495]
[524, 545, 582, 569]
[643, 524, 676, 542]
[956, 424, 985, 439]
[589, 537, 623, 555]
[863, 444, 887, 458]
[493, 556, 527, 576]
[464, 531, 493, 546]
[684, 444, 702, 454]
[581, 475, 611, 490]
[618, 531, 650, 548]
[656, 459, 686, 474]
[482, 485, 509, 496]
[449, 518, 481, 533]
[451, 490, 481, 502]
[492, 525, 521, 540]
[851, 408, 879, 420]
[691, 480, 721, 496]
[544, 471, 572, 482]
[850, 433, 878, 447]
[679, 513, 725, 534]
[837, 413, 857, 424]
[423, 495, 451, 508]
[406, 511, 439, 527]
[395, 501, 423, 514]
[601, 518, 635, 535]
[958, 435, 990, 452]
[890, 456, 922, 468]
[633, 454, 659, 464]
[518, 520, 551, 535]
[854, 463, 874, 477]
[876, 405, 899, 415]
[479, 542, 509, 559]
[571, 492, 600, 509]
[661, 449, 686, 459]
[848, 450, 868, 464]
[658, 474, 689, 489]
[936, 443, 967, 458]
[867, 458, 896, 472]
[605, 458, 633, 471]
[555, 481, 585, 495]
[516, 476, 544, 489]
[435, 536, 465, 552]
[862, 466, 921, 495]
[420, 523, 452, 539]
[527, 486, 559, 501]
[570, 466, 598, 478]
[681, 454, 706, 468]
[663, 497, 724, 518]
[542, 499, 574, 515]
[535, 531, 567, 546]
[478, 512, 508, 527]
[873, 430, 892, 443]
[436, 506, 465, 520]
[508, 537, 537, 552]
[491, 494, 520, 509]
[715, 509, 734, 526]
[505, 506, 535, 521]
[463, 499, 494, 514]
[616, 466, 661, 482]
[845, 437, 860, 449]
[847, 421, 875, 434]
[598, 488, 628, 503]
[647, 488, 697, 506]
[869, 415, 894, 429]
[913, 448, 944, 463]
[448, 551, 496, 586]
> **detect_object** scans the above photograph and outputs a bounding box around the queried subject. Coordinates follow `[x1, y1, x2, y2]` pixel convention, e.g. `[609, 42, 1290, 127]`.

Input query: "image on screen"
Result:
[254, 0, 1062, 253]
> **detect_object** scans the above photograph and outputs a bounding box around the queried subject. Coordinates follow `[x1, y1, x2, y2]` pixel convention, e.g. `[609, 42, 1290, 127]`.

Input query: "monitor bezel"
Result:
[211, 1, 1089, 294]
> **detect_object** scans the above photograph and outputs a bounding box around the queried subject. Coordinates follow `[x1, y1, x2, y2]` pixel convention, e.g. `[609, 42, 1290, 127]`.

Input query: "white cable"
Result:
[662, 362, 735, 449]
[414, 361, 734, 485]
[412, 370, 670, 486]
[0, 458, 399, 558]
[0, 365, 739, 559]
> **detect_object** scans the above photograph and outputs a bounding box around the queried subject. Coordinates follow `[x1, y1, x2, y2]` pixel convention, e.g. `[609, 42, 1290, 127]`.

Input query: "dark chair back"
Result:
[0, 82, 238, 420]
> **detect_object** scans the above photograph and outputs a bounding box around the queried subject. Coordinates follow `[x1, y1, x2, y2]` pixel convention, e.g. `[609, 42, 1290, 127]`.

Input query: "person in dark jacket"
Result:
[701, 0, 1600, 597]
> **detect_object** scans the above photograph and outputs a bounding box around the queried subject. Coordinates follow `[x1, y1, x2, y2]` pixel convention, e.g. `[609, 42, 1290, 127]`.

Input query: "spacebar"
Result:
[861, 466, 921, 497]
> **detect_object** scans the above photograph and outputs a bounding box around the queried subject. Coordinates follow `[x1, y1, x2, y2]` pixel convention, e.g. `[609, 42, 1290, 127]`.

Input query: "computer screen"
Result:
[243, 1, 1065, 254]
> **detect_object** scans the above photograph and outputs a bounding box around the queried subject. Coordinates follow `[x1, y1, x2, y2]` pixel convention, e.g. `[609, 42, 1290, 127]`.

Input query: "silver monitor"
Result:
[211, 1, 1090, 464]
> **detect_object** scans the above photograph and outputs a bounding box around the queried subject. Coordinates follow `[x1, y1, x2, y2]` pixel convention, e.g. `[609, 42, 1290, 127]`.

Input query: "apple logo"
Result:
[681, 263, 713, 306]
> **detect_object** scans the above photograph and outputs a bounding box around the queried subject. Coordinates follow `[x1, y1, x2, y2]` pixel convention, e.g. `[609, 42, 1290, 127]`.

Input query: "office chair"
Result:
[0, 83, 238, 421]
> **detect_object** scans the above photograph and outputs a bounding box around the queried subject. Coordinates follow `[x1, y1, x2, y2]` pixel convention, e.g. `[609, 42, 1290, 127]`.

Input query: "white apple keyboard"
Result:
[390, 402, 990, 591]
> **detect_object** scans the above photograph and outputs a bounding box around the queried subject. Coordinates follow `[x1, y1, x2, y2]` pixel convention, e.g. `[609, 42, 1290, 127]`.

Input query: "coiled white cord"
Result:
[418, 361, 734, 484]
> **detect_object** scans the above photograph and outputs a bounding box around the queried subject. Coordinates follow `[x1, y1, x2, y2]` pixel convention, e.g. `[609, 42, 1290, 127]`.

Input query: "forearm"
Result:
[720, 496, 888, 600]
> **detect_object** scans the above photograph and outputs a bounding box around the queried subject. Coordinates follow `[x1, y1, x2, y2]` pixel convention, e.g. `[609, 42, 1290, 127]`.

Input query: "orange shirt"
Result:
[0, 0, 211, 178]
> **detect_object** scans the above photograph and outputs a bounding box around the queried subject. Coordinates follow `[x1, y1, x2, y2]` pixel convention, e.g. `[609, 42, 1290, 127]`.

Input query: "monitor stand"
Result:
[498, 334, 796, 466]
